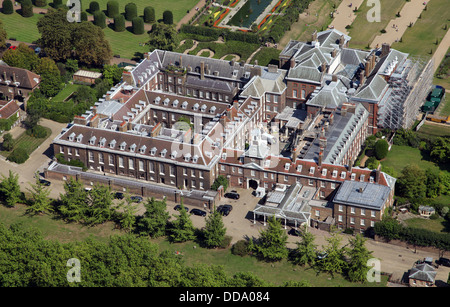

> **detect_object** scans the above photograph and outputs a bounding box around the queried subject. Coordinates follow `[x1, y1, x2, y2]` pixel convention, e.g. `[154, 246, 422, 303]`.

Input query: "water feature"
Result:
[227, 0, 273, 28]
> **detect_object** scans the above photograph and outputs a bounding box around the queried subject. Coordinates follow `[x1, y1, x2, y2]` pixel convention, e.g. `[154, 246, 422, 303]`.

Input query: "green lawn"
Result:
[51, 83, 82, 102]
[0, 12, 43, 43]
[249, 47, 281, 66]
[415, 122, 450, 141]
[404, 217, 449, 234]
[81, 0, 198, 24]
[0, 127, 51, 158]
[348, 0, 406, 49]
[391, 0, 450, 57]
[380, 144, 442, 174]
[0, 203, 387, 287]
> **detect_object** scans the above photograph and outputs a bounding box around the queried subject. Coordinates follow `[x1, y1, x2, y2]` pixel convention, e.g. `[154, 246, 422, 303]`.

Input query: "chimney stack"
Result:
[359, 70, 365, 86]
[200, 61, 205, 80]
[381, 43, 390, 57]
[318, 148, 323, 166]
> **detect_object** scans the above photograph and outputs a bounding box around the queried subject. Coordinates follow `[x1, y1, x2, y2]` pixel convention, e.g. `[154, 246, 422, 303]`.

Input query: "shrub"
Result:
[365, 156, 379, 170]
[26, 125, 48, 138]
[374, 139, 389, 160]
[80, 11, 88, 21]
[34, 0, 47, 7]
[211, 175, 228, 191]
[162, 10, 173, 25]
[231, 240, 249, 256]
[2, 0, 14, 14]
[93, 11, 106, 28]
[113, 14, 125, 32]
[219, 235, 232, 249]
[124, 2, 137, 21]
[143, 6, 155, 23]
[89, 1, 100, 13]
[106, 0, 119, 18]
[131, 16, 144, 35]
[7, 147, 29, 164]
[20, 0, 33, 17]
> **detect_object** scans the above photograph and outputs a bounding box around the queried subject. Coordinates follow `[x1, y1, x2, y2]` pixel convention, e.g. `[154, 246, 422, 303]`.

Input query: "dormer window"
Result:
[109, 139, 116, 148]
[370, 176, 374, 183]
[171, 151, 177, 159]
[99, 137, 106, 147]
[201, 105, 207, 112]
[332, 170, 338, 178]
[221, 153, 227, 160]
[322, 169, 327, 176]
[154, 96, 160, 104]
[163, 98, 169, 106]
[264, 160, 270, 168]
[130, 143, 136, 152]
[192, 155, 198, 163]
[173, 100, 179, 107]
[160, 149, 167, 158]
[150, 147, 157, 156]
[360, 174, 365, 182]
[89, 136, 96, 146]
[210, 106, 216, 114]
[341, 171, 346, 179]
[182, 101, 188, 109]
[309, 167, 315, 174]
[120, 142, 126, 150]
[76, 134, 83, 143]
[351, 173, 356, 180]
[297, 165, 302, 172]
[285, 163, 290, 170]
[193, 103, 199, 111]
[68, 132, 76, 141]
[139, 145, 146, 154]
[184, 153, 191, 162]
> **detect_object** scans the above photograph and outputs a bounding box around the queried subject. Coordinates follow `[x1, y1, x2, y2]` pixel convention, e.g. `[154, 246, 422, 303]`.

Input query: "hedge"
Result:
[143, 6, 155, 23]
[124, 2, 137, 21]
[2, 0, 13, 14]
[180, 24, 260, 44]
[106, 0, 119, 18]
[131, 16, 144, 35]
[114, 14, 126, 32]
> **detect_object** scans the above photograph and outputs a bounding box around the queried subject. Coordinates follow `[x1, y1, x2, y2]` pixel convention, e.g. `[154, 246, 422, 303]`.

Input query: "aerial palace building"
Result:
[48, 29, 433, 233]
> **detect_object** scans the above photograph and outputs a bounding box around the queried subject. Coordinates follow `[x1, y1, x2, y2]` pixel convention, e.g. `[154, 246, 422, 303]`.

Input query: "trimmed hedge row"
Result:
[180, 24, 260, 44]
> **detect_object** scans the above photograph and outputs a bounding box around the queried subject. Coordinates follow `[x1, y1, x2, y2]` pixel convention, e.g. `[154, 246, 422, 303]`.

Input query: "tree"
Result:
[124, 2, 137, 21]
[425, 168, 441, 198]
[0, 21, 6, 50]
[430, 137, 450, 165]
[162, 10, 173, 25]
[346, 234, 373, 283]
[0, 170, 22, 207]
[211, 175, 228, 191]
[147, 22, 177, 51]
[202, 207, 227, 248]
[102, 64, 123, 86]
[291, 225, 317, 266]
[71, 21, 113, 66]
[136, 197, 170, 238]
[143, 6, 155, 23]
[89, 1, 100, 13]
[131, 16, 145, 35]
[34, 57, 63, 97]
[168, 201, 195, 243]
[85, 184, 113, 225]
[115, 192, 138, 232]
[7, 147, 29, 164]
[317, 233, 347, 276]
[2, 43, 40, 71]
[2, 133, 14, 152]
[250, 216, 288, 262]
[106, 0, 119, 18]
[93, 10, 107, 29]
[26, 173, 52, 215]
[58, 178, 88, 223]
[374, 139, 389, 160]
[396, 164, 427, 200]
[114, 14, 126, 32]
[37, 8, 75, 62]
[2, 0, 14, 15]
[20, 0, 33, 17]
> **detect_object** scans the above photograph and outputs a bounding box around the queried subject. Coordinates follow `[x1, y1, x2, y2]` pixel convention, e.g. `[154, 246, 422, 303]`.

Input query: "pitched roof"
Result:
[409, 263, 436, 282]
[0, 66, 40, 89]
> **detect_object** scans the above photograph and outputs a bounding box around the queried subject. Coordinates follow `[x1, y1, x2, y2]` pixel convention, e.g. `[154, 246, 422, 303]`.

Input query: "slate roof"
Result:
[0, 66, 40, 89]
[306, 80, 348, 109]
[409, 263, 436, 283]
[333, 180, 391, 210]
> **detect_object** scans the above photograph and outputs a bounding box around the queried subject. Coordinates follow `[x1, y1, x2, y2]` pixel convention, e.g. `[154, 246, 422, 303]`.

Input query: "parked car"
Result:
[39, 179, 51, 186]
[225, 191, 240, 200]
[174, 204, 189, 212]
[288, 228, 301, 236]
[130, 196, 143, 203]
[112, 192, 124, 199]
[437, 257, 450, 267]
[217, 204, 233, 216]
[190, 208, 207, 217]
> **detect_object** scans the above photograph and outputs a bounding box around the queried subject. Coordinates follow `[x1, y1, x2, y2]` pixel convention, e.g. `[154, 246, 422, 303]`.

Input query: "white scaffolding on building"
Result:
[377, 56, 434, 130]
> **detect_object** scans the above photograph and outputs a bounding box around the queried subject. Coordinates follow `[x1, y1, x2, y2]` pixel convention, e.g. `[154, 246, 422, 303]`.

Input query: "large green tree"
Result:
[250, 216, 288, 262]
[291, 225, 317, 267]
[396, 164, 427, 200]
[147, 22, 177, 52]
[85, 184, 113, 225]
[202, 207, 227, 248]
[136, 197, 170, 238]
[26, 173, 52, 215]
[346, 234, 373, 283]
[0, 170, 22, 208]
[317, 233, 347, 276]
[58, 178, 88, 223]
[169, 202, 195, 243]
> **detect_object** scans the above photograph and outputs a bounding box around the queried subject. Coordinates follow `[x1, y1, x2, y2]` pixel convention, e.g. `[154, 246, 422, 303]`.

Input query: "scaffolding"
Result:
[378, 56, 434, 130]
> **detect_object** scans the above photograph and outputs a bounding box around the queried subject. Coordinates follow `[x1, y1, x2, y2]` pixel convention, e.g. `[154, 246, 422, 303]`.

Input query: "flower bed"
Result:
[213, 8, 230, 28]
[258, 14, 272, 29]
[230, 0, 239, 7]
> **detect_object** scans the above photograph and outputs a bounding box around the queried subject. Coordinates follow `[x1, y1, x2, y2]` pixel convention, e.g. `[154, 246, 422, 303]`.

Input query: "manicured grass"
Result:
[404, 217, 449, 234]
[0, 12, 43, 43]
[391, 0, 450, 57]
[249, 47, 281, 66]
[380, 145, 441, 174]
[51, 83, 82, 102]
[188, 40, 260, 62]
[101, 25, 149, 59]
[278, 0, 340, 47]
[415, 122, 450, 141]
[348, 0, 406, 49]
[0, 127, 51, 158]
[81, 0, 198, 24]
